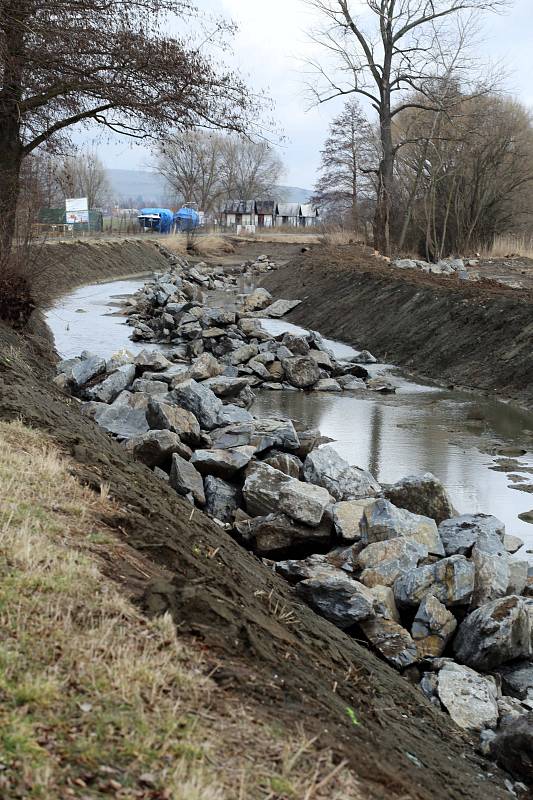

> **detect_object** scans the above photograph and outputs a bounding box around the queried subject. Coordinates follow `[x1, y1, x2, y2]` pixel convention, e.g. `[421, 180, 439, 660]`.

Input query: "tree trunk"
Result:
[373, 115, 394, 255]
[0, 2, 26, 264]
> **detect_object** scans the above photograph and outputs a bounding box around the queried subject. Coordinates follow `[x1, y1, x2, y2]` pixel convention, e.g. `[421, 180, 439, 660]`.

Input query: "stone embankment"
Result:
[55, 251, 533, 790]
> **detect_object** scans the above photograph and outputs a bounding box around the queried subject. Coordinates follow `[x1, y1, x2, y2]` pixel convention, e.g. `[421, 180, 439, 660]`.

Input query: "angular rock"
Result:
[88, 364, 136, 403]
[360, 498, 444, 556]
[172, 379, 222, 430]
[190, 446, 254, 479]
[204, 476, 241, 523]
[296, 574, 375, 629]
[384, 473, 455, 525]
[495, 661, 533, 700]
[217, 404, 254, 426]
[134, 349, 172, 372]
[437, 662, 499, 731]
[411, 594, 457, 657]
[228, 344, 259, 366]
[368, 585, 400, 622]
[313, 378, 342, 392]
[504, 534, 525, 554]
[261, 298, 302, 318]
[470, 544, 511, 608]
[438, 513, 505, 556]
[201, 376, 250, 398]
[125, 429, 190, 468]
[394, 555, 475, 608]
[453, 596, 532, 671]
[282, 356, 321, 389]
[491, 713, 533, 786]
[251, 417, 300, 452]
[248, 359, 271, 379]
[332, 499, 376, 543]
[146, 399, 201, 446]
[281, 333, 309, 355]
[278, 480, 333, 527]
[303, 446, 380, 501]
[243, 287, 272, 311]
[169, 453, 205, 505]
[242, 462, 292, 516]
[309, 349, 333, 370]
[210, 423, 253, 450]
[357, 537, 428, 588]
[275, 553, 336, 582]
[92, 392, 149, 440]
[131, 378, 168, 395]
[508, 560, 529, 595]
[71, 354, 106, 387]
[360, 617, 419, 669]
[238, 512, 332, 556]
[189, 353, 225, 381]
[262, 451, 302, 479]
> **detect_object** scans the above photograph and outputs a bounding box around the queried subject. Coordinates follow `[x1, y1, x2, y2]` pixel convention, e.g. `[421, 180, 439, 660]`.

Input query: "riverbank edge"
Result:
[261, 246, 533, 411]
[0, 241, 513, 799]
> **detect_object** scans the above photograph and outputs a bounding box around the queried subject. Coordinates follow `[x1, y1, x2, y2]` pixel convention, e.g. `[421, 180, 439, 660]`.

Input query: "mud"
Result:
[262, 244, 533, 408]
[0, 240, 515, 798]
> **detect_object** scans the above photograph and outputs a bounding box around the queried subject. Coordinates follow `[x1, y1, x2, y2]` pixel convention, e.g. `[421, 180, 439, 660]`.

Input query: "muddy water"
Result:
[47, 277, 533, 552]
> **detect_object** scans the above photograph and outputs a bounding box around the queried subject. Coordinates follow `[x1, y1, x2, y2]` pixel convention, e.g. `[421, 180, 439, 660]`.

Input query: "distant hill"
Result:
[106, 168, 312, 208]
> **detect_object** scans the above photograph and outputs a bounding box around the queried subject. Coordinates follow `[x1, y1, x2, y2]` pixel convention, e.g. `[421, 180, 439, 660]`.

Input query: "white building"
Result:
[275, 203, 301, 227]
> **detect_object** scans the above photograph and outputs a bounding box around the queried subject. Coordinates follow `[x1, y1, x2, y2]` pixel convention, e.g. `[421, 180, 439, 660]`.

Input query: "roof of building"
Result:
[300, 203, 318, 218]
[255, 200, 276, 215]
[277, 203, 301, 217]
[223, 200, 255, 214]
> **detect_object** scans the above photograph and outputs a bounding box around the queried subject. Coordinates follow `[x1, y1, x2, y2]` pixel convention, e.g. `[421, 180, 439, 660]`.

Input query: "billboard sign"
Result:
[65, 197, 89, 224]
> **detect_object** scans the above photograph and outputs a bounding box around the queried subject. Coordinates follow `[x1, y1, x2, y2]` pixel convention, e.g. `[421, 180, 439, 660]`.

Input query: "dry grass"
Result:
[164, 234, 235, 258]
[317, 227, 367, 247]
[0, 420, 365, 799]
[484, 233, 533, 260]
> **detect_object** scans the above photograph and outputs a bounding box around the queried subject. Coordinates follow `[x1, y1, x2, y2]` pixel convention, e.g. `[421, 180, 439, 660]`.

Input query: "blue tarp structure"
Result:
[138, 208, 174, 233]
[174, 207, 200, 232]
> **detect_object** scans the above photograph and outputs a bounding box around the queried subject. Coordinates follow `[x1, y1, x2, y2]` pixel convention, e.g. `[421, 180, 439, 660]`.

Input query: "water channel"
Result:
[46, 277, 533, 554]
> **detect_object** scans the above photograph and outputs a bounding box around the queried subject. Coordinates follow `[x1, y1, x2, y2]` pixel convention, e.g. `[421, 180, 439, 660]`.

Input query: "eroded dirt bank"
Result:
[262, 245, 533, 408]
[0, 243, 514, 798]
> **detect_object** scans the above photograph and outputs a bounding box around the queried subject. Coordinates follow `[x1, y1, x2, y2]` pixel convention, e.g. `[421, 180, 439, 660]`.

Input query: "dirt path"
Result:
[0, 238, 516, 798]
[261, 244, 533, 408]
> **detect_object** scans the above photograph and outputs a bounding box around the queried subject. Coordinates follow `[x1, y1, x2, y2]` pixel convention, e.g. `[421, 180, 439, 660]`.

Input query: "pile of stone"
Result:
[122, 267, 378, 395]
[55, 344, 533, 782]
[392, 257, 479, 279]
[240, 254, 278, 274]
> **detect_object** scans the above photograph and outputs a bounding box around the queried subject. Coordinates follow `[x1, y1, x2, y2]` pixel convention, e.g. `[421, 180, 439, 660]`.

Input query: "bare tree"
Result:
[52, 152, 111, 209]
[305, 0, 510, 254]
[219, 137, 284, 201]
[156, 132, 225, 212]
[312, 98, 376, 228]
[0, 0, 258, 258]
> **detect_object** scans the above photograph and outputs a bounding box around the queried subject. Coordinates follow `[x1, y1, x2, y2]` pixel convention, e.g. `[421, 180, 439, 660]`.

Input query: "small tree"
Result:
[306, 0, 510, 255]
[0, 0, 257, 258]
[156, 132, 225, 212]
[312, 99, 375, 229]
[219, 137, 284, 201]
[53, 152, 111, 209]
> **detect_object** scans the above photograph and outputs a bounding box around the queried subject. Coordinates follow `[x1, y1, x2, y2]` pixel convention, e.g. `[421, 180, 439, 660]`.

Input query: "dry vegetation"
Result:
[164, 234, 235, 258]
[0, 420, 365, 799]
[484, 233, 533, 260]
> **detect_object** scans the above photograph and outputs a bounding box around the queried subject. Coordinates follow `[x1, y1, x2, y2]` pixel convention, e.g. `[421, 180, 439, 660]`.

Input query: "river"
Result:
[46, 276, 533, 553]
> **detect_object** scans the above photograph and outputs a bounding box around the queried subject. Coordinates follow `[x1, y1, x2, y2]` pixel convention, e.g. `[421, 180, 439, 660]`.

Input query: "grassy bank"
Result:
[0, 420, 362, 799]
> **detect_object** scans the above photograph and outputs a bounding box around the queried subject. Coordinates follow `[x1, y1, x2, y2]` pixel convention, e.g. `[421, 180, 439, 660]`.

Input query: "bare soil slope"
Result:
[262, 245, 533, 407]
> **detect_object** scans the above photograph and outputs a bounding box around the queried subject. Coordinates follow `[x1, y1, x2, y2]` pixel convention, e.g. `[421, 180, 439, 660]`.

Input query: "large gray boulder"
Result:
[332, 499, 376, 543]
[360, 498, 444, 556]
[260, 298, 302, 318]
[360, 617, 419, 669]
[228, 344, 259, 366]
[275, 554, 337, 583]
[134, 349, 172, 372]
[204, 476, 241, 523]
[262, 451, 302, 479]
[437, 662, 499, 731]
[495, 660, 533, 700]
[169, 453, 205, 505]
[296, 574, 375, 629]
[236, 512, 332, 556]
[411, 594, 457, 657]
[210, 423, 253, 450]
[438, 513, 505, 556]
[281, 332, 310, 355]
[394, 555, 475, 608]
[189, 353, 225, 381]
[303, 446, 380, 501]
[453, 596, 532, 671]
[470, 543, 511, 608]
[282, 356, 321, 389]
[172, 379, 222, 430]
[190, 446, 254, 479]
[92, 391, 149, 440]
[88, 364, 136, 403]
[491, 713, 533, 786]
[356, 537, 428, 588]
[278, 480, 333, 527]
[131, 378, 168, 395]
[243, 287, 272, 311]
[201, 376, 250, 398]
[242, 462, 292, 516]
[384, 473, 455, 524]
[125, 429, 190, 468]
[146, 399, 202, 446]
[71, 353, 106, 387]
[217, 404, 254, 426]
[251, 418, 300, 452]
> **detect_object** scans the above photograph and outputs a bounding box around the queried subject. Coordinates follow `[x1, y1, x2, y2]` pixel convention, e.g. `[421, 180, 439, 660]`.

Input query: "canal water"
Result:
[46, 277, 533, 552]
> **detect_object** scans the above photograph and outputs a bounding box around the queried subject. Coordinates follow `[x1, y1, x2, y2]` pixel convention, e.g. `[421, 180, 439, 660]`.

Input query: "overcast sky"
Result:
[85, 0, 532, 190]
